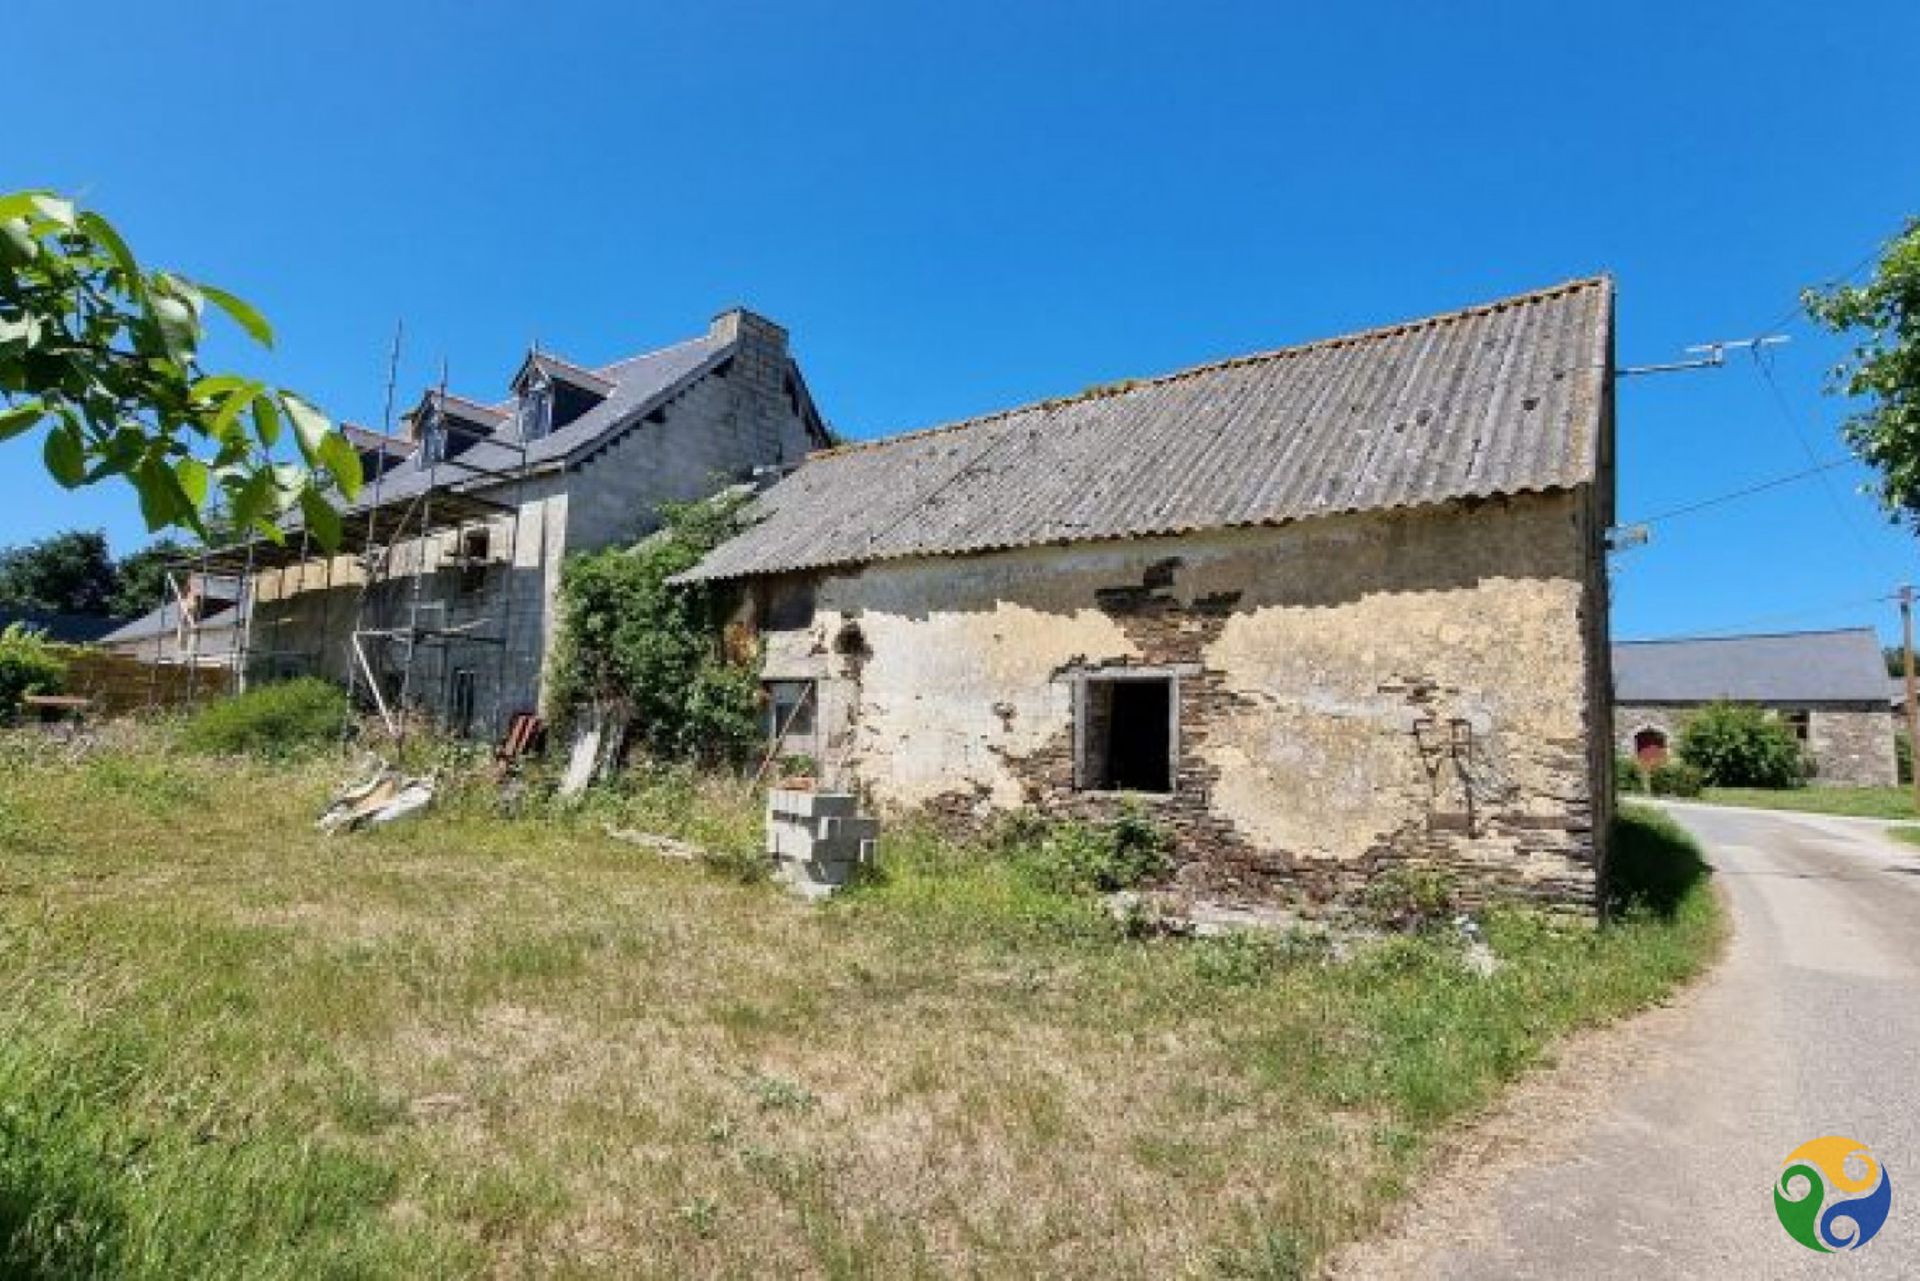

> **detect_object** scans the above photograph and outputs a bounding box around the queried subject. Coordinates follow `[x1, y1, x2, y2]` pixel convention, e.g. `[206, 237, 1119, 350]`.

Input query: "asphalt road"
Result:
[1347, 801, 1920, 1279]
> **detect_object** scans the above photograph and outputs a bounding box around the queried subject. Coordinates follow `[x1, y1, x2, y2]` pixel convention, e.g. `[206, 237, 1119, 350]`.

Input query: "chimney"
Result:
[710, 306, 789, 405]
[709, 306, 788, 354]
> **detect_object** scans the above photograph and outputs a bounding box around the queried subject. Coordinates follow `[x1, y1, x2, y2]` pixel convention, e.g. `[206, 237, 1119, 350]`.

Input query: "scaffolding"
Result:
[186, 420, 541, 745]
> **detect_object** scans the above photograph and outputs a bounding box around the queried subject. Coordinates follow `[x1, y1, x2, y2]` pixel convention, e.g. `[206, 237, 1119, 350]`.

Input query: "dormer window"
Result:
[420, 409, 447, 465]
[510, 351, 613, 438]
[407, 390, 506, 466]
[518, 373, 553, 442]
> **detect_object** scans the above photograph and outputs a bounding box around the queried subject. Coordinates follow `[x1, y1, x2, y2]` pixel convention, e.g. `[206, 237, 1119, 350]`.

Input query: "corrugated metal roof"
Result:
[1613, 628, 1889, 704]
[680, 277, 1613, 583]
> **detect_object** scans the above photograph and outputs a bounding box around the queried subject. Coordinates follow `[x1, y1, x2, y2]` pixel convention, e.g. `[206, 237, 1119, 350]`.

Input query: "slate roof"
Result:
[340, 422, 417, 457]
[680, 277, 1612, 583]
[98, 576, 245, 646]
[338, 333, 730, 515]
[0, 609, 129, 645]
[99, 597, 243, 646]
[1612, 628, 1890, 704]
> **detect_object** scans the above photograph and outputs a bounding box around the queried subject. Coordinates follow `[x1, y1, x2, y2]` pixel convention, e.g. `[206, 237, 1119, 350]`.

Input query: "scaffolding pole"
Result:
[490, 409, 534, 740]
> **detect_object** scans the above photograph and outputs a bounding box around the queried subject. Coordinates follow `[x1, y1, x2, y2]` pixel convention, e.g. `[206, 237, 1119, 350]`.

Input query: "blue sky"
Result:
[5, 0, 1917, 642]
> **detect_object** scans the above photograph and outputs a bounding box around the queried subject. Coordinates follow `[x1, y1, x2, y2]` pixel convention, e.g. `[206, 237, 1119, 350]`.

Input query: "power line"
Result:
[1621, 456, 1853, 527]
[1750, 341, 1894, 569]
[1627, 593, 1898, 641]
[1753, 240, 1888, 342]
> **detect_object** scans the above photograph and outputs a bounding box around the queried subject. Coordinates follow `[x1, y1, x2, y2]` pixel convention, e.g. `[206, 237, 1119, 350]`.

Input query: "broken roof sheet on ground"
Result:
[678, 277, 1613, 583]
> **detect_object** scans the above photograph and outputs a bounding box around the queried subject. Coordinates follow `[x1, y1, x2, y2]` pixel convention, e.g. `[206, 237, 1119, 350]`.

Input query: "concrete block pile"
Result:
[766, 788, 878, 898]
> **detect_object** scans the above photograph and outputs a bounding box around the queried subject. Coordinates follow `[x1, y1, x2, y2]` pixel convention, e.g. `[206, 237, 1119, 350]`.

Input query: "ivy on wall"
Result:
[548, 493, 761, 766]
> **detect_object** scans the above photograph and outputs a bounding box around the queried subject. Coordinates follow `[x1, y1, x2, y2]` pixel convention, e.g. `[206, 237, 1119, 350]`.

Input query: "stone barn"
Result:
[682, 279, 1617, 914]
[1613, 628, 1895, 787]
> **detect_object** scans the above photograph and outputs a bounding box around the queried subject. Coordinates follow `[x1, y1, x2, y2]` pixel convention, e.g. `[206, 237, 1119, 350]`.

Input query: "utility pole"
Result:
[1904, 584, 1919, 815]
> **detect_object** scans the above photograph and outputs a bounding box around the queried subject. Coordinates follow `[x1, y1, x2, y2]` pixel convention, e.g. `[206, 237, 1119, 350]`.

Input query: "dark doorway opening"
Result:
[1633, 727, 1668, 767]
[450, 667, 476, 738]
[1081, 676, 1174, 792]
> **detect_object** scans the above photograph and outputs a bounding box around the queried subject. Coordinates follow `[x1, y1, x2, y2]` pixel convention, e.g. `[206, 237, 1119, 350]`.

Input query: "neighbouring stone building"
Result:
[1613, 628, 1896, 787]
[213, 309, 830, 736]
[682, 279, 1618, 915]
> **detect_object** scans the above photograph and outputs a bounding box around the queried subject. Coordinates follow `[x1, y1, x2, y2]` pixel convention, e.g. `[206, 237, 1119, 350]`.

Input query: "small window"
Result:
[1078, 674, 1174, 793]
[459, 528, 491, 594]
[764, 680, 816, 746]
[449, 668, 476, 737]
[1782, 710, 1810, 743]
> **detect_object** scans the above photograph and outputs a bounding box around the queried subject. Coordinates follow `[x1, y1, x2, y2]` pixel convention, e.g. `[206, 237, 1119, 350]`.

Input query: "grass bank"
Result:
[1693, 785, 1917, 820]
[0, 732, 1719, 1277]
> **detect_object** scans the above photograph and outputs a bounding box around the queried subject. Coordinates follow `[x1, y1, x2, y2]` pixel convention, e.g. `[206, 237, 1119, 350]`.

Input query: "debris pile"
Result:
[317, 766, 434, 834]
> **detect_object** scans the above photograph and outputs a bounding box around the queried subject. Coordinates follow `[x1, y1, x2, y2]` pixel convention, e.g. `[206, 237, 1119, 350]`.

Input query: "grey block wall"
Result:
[563, 312, 821, 552]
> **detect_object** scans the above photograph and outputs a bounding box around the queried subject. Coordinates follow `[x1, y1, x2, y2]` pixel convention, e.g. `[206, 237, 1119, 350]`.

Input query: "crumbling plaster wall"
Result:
[754, 488, 1604, 912]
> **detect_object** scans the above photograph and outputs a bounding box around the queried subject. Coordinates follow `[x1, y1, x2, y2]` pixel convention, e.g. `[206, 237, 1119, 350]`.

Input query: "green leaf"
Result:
[76, 210, 140, 286]
[228, 469, 275, 532]
[0, 192, 74, 226]
[174, 457, 210, 508]
[134, 456, 193, 531]
[0, 220, 37, 265]
[191, 373, 254, 401]
[198, 283, 275, 348]
[316, 431, 365, 500]
[298, 485, 342, 551]
[0, 400, 43, 442]
[206, 383, 256, 446]
[280, 391, 331, 463]
[148, 291, 200, 363]
[43, 423, 85, 486]
[252, 394, 282, 448]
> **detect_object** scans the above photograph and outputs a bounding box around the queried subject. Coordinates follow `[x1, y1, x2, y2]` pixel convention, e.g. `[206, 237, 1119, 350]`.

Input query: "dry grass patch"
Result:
[0, 730, 1718, 1277]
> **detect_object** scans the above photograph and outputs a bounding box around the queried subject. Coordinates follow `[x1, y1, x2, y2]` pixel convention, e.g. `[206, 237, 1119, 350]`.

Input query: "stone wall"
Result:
[1808, 707, 1898, 787]
[749, 488, 1607, 915]
[1613, 702, 1896, 787]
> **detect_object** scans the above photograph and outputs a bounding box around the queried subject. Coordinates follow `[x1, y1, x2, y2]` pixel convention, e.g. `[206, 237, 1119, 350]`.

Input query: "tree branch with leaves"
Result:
[1805, 219, 1920, 527]
[0, 190, 360, 547]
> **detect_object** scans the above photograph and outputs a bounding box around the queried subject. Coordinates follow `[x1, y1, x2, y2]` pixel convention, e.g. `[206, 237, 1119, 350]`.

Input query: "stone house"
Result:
[1613, 628, 1895, 786]
[223, 309, 830, 736]
[682, 279, 1618, 914]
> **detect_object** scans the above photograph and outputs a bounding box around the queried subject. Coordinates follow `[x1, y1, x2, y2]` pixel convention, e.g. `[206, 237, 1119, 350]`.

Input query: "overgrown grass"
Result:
[1694, 785, 1917, 820]
[0, 730, 1721, 1277]
[178, 678, 350, 758]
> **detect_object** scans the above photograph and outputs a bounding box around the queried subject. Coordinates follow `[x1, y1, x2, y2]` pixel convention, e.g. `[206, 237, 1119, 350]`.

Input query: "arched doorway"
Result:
[1633, 726, 1669, 767]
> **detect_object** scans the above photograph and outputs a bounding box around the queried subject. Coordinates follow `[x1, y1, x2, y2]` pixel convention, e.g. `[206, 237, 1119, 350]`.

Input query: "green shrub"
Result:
[179, 678, 349, 757]
[1646, 760, 1704, 797]
[1028, 809, 1171, 893]
[1613, 754, 1647, 794]
[1676, 701, 1805, 789]
[1188, 930, 1329, 987]
[0, 622, 66, 720]
[1899, 729, 1912, 786]
[1362, 864, 1457, 930]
